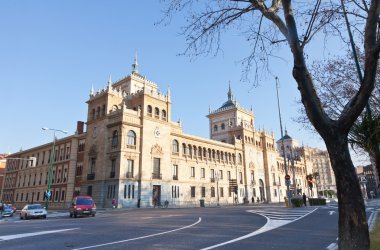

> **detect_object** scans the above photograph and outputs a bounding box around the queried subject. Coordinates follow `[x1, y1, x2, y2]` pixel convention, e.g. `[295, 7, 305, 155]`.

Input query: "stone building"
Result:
[2, 58, 316, 209]
[1, 123, 85, 209]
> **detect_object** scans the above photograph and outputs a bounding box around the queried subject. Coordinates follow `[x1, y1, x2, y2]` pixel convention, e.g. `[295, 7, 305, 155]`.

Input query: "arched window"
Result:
[182, 143, 187, 155]
[214, 124, 218, 132]
[111, 130, 118, 146]
[172, 140, 179, 153]
[96, 106, 101, 117]
[127, 130, 136, 145]
[147, 105, 152, 116]
[162, 110, 167, 121]
[238, 153, 242, 164]
[154, 107, 160, 118]
[221, 123, 225, 130]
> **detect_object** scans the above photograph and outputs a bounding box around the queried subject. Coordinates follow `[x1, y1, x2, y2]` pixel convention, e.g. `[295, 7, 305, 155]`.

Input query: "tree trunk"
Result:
[325, 135, 369, 250]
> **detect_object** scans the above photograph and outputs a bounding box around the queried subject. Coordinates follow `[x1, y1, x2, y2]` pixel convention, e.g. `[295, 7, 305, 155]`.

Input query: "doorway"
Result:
[152, 185, 161, 207]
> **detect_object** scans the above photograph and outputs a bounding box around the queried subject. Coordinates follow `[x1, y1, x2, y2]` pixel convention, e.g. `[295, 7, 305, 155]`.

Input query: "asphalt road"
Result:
[0, 202, 375, 250]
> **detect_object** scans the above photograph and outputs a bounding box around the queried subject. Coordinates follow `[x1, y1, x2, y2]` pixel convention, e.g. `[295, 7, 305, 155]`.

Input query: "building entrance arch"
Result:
[259, 179, 265, 202]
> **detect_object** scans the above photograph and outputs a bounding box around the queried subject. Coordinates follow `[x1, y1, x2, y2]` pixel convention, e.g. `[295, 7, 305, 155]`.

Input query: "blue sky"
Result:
[0, 1, 369, 165]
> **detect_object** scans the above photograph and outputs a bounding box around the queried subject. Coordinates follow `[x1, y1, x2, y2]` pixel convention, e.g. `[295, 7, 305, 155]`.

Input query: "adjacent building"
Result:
[1, 58, 333, 209]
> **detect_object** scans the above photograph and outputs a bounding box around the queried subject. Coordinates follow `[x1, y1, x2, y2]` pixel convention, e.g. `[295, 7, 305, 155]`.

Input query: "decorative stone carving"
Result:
[151, 144, 163, 155]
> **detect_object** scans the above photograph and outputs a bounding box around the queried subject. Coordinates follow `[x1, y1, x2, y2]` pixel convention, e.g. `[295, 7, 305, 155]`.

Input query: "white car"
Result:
[20, 204, 47, 220]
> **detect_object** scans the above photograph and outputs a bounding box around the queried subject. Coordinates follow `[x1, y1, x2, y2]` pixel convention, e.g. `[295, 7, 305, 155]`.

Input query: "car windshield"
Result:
[76, 199, 93, 205]
[28, 205, 43, 210]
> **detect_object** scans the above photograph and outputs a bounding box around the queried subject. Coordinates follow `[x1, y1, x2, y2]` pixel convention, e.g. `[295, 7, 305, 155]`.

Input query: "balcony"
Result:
[126, 172, 134, 178]
[173, 175, 178, 180]
[110, 172, 115, 178]
[152, 173, 162, 179]
[126, 145, 136, 150]
[87, 173, 95, 180]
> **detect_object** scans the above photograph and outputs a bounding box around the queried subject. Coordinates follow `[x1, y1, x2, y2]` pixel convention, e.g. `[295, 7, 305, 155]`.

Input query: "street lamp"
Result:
[275, 77, 292, 207]
[42, 127, 68, 211]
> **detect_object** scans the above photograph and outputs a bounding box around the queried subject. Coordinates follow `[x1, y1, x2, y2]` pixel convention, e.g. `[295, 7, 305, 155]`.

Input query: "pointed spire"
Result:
[108, 75, 112, 90]
[90, 84, 94, 96]
[227, 81, 234, 101]
[132, 51, 139, 74]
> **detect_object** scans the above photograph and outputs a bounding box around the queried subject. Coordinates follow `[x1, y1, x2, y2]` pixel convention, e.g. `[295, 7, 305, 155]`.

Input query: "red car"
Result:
[69, 196, 96, 218]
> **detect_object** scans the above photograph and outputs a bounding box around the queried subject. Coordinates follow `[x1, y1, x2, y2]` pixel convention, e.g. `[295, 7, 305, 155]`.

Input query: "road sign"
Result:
[285, 174, 290, 181]
[285, 180, 291, 185]
[46, 191, 51, 199]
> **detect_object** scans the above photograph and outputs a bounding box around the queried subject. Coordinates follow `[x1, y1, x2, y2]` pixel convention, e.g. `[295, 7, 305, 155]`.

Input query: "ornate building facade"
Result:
[2, 59, 331, 209]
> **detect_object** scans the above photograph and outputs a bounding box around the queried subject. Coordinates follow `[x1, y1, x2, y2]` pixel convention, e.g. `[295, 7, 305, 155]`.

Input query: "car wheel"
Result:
[74, 212, 77, 218]
[43, 215, 46, 219]
[10, 214, 13, 217]
[20, 214, 23, 220]
[24, 214, 28, 220]
[92, 214, 95, 217]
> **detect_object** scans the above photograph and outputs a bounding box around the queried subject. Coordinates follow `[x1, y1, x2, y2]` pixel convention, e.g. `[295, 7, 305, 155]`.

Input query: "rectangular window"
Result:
[153, 158, 160, 179]
[128, 185, 131, 198]
[90, 158, 96, 174]
[61, 190, 65, 200]
[201, 168, 205, 178]
[55, 190, 59, 201]
[66, 146, 70, 159]
[191, 167, 195, 177]
[201, 187, 206, 198]
[173, 164, 178, 179]
[127, 160, 134, 178]
[60, 148, 64, 160]
[239, 172, 243, 184]
[211, 187, 215, 197]
[124, 185, 127, 199]
[220, 187, 224, 197]
[219, 170, 223, 180]
[87, 186, 93, 196]
[132, 185, 135, 199]
[227, 171, 231, 180]
[191, 186, 195, 198]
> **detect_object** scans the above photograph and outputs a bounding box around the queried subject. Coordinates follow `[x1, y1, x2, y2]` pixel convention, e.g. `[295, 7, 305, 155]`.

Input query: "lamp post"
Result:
[275, 77, 291, 207]
[42, 127, 68, 211]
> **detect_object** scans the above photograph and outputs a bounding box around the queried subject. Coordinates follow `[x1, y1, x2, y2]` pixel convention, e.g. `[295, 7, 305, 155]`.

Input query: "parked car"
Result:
[2, 205, 14, 217]
[69, 196, 96, 218]
[20, 204, 47, 220]
[6, 204, 17, 213]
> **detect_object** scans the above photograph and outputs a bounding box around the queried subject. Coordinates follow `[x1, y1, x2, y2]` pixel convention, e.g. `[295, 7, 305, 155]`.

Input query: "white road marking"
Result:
[201, 208, 318, 250]
[326, 242, 338, 250]
[73, 217, 202, 250]
[0, 228, 79, 241]
[329, 211, 336, 215]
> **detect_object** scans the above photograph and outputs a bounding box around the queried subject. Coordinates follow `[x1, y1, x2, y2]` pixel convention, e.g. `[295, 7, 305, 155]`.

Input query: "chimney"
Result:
[76, 121, 84, 135]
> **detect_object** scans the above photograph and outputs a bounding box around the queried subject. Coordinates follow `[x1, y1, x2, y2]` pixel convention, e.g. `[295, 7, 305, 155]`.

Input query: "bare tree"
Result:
[161, 0, 380, 249]
[296, 51, 380, 182]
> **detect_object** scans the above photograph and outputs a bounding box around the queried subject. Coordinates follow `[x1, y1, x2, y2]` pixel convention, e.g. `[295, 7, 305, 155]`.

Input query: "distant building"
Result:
[0, 154, 8, 200]
[2, 57, 332, 209]
[356, 165, 378, 198]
